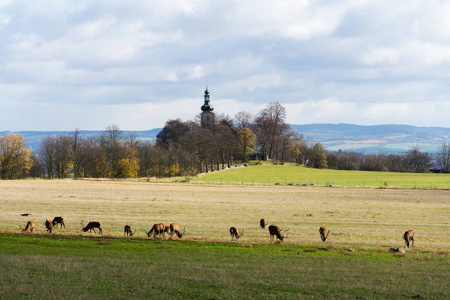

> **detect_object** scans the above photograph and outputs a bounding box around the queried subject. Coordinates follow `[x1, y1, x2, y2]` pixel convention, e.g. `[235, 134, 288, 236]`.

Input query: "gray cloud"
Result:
[0, 0, 449, 131]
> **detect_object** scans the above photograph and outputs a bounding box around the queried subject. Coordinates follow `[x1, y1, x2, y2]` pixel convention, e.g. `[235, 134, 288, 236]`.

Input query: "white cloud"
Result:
[1, 0, 450, 130]
[360, 47, 399, 65]
[224, 0, 349, 40]
[285, 99, 450, 127]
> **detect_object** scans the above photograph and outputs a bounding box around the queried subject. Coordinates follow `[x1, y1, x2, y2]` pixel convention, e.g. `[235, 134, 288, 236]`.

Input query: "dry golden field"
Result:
[1, 179, 449, 251]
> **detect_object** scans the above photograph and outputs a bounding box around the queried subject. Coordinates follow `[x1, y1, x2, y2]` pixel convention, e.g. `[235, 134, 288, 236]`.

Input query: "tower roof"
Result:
[201, 85, 214, 112]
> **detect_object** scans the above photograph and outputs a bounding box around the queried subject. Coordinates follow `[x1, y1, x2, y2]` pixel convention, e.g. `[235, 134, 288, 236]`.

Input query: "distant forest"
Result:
[1, 103, 449, 179]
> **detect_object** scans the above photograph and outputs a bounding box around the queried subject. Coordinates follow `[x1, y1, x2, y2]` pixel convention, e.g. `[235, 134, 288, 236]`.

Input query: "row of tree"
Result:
[1, 102, 449, 179]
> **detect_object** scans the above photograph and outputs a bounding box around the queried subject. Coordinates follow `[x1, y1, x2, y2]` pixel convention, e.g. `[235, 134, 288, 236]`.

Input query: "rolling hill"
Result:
[291, 123, 450, 153]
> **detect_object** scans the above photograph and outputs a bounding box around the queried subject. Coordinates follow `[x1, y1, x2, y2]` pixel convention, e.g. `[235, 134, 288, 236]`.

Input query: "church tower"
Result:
[201, 86, 215, 129]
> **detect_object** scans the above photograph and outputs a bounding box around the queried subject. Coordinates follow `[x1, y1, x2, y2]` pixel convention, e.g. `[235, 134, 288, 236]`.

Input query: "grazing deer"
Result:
[164, 225, 171, 236]
[52, 216, 65, 229]
[20, 220, 35, 232]
[145, 223, 166, 238]
[268, 225, 289, 242]
[169, 223, 186, 238]
[229, 227, 245, 239]
[44, 219, 53, 233]
[124, 225, 134, 236]
[319, 226, 330, 242]
[403, 230, 414, 248]
[82, 221, 103, 234]
[259, 219, 268, 229]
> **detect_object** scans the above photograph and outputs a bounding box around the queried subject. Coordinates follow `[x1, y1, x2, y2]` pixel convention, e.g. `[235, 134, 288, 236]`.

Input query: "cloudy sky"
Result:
[1, 0, 450, 131]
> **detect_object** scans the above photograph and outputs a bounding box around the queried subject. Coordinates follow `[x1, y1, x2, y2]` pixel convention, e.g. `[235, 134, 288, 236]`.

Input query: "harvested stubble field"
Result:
[1, 179, 449, 299]
[1, 179, 448, 249]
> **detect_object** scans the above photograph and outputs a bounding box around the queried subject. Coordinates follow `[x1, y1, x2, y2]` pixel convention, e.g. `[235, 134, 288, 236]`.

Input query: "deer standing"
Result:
[44, 219, 53, 233]
[259, 219, 268, 229]
[403, 230, 414, 248]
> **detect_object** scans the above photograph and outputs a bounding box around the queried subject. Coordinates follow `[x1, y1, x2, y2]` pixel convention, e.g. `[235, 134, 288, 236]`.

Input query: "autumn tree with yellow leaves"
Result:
[0, 133, 33, 179]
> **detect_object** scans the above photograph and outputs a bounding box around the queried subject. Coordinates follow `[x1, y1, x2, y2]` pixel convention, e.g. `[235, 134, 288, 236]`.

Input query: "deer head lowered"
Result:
[52, 216, 65, 229]
[81, 221, 103, 234]
[229, 227, 245, 239]
[19, 220, 35, 232]
[268, 225, 288, 242]
[319, 226, 330, 242]
[170, 223, 186, 238]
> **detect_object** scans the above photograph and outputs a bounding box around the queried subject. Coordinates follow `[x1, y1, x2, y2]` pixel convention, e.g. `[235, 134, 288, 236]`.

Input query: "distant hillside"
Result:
[291, 123, 450, 153]
[0, 129, 162, 153]
[2, 123, 449, 154]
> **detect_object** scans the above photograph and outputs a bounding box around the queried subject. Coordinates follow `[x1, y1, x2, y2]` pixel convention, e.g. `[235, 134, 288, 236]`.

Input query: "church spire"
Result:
[200, 85, 215, 129]
[201, 85, 214, 112]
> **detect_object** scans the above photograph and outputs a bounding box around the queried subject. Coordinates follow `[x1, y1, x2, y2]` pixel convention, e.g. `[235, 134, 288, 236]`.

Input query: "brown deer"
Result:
[259, 219, 268, 229]
[170, 223, 186, 238]
[82, 221, 103, 234]
[268, 225, 288, 242]
[44, 219, 53, 233]
[164, 225, 171, 236]
[52, 216, 65, 229]
[145, 223, 166, 238]
[319, 226, 330, 242]
[124, 225, 134, 236]
[403, 230, 414, 248]
[229, 227, 245, 239]
[20, 220, 35, 232]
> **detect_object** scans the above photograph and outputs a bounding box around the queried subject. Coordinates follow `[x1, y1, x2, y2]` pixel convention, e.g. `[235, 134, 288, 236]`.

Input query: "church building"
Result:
[200, 86, 215, 129]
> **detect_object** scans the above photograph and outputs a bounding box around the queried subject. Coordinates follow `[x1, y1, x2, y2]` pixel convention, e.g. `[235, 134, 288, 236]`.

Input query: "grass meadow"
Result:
[0, 179, 449, 299]
[191, 164, 450, 189]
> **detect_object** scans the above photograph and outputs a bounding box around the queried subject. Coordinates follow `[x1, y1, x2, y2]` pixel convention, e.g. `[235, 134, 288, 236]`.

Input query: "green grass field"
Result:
[0, 179, 449, 299]
[191, 164, 450, 189]
[1, 234, 449, 299]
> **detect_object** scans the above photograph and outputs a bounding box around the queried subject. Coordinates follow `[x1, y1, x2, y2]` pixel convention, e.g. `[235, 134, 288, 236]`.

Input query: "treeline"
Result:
[1, 102, 449, 179]
[325, 148, 447, 173]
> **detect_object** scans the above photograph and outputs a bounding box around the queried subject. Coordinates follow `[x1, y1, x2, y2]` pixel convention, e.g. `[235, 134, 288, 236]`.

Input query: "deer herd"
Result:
[18, 215, 415, 248]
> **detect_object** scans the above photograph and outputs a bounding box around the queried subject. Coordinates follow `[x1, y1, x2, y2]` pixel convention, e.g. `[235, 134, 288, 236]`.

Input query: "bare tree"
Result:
[360, 154, 388, 171]
[54, 135, 73, 178]
[436, 142, 450, 173]
[405, 147, 432, 173]
[78, 137, 110, 178]
[338, 151, 360, 170]
[253, 102, 289, 161]
[71, 129, 82, 179]
[40, 135, 57, 179]
[234, 111, 253, 130]
[100, 125, 125, 178]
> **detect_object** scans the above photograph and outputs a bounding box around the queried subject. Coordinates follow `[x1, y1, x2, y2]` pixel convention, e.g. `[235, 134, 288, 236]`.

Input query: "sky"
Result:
[1, 0, 450, 131]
